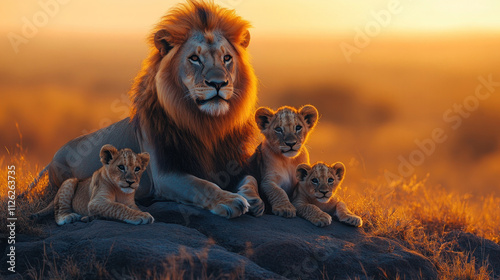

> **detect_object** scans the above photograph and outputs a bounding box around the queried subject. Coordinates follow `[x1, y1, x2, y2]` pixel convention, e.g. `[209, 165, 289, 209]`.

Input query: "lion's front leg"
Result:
[335, 201, 362, 227]
[237, 175, 264, 217]
[260, 176, 296, 218]
[154, 173, 249, 219]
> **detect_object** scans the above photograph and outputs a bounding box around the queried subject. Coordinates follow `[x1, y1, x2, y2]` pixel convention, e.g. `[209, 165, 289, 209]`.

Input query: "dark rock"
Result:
[2, 202, 439, 279]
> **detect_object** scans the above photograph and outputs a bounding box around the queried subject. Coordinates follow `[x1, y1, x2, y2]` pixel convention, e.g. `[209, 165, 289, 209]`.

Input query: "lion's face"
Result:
[296, 162, 345, 203]
[255, 105, 319, 158]
[177, 31, 238, 116]
[100, 144, 150, 194]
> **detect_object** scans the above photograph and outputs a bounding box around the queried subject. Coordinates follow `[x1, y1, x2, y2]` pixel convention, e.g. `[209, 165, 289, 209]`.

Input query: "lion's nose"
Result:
[126, 180, 135, 186]
[205, 80, 228, 91]
[319, 190, 328, 195]
[285, 141, 297, 148]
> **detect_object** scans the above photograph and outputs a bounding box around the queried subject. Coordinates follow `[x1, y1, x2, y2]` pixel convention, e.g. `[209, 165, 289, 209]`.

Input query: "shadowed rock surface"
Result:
[1, 201, 440, 279]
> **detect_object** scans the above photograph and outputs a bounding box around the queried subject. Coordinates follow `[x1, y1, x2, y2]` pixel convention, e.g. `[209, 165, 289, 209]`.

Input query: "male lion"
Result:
[32, 1, 262, 219]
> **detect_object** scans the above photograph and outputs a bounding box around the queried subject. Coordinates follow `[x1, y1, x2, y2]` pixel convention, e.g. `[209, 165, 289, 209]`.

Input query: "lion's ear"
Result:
[139, 152, 150, 169]
[299, 105, 319, 130]
[154, 30, 173, 57]
[331, 162, 346, 181]
[100, 144, 118, 165]
[240, 30, 251, 48]
[255, 107, 274, 131]
[296, 163, 312, 181]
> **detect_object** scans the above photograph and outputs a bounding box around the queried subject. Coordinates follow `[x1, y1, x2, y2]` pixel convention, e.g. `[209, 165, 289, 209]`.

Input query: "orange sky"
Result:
[2, 0, 500, 37]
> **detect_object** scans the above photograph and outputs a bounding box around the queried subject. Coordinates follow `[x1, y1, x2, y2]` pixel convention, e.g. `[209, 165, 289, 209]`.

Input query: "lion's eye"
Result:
[223, 55, 232, 62]
[312, 178, 319, 184]
[296, 125, 302, 131]
[118, 165, 125, 171]
[135, 167, 140, 172]
[189, 55, 200, 62]
[274, 127, 283, 133]
[328, 178, 334, 184]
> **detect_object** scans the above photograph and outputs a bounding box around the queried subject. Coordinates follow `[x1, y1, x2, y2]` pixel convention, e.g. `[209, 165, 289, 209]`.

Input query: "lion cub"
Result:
[254, 105, 318, 217]
[293, 162, 362, 227]
[33, 144, 154, 225]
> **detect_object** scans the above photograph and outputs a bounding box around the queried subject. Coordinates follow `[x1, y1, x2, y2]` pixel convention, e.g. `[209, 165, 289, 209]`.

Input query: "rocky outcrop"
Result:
[2, 201, 439, 279]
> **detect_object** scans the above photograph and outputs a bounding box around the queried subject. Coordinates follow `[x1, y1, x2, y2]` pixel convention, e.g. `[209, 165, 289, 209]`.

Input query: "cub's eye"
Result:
[118, 165, 125, 171]
[312, 178, 319, 184]
[189, 55, 200, 62]
[328, 178, 334, 184]
[295, 125, 302, 131]
[274, 127, 283, 133]
[223, 55, 232, 62]
[134, 167, 140, 172]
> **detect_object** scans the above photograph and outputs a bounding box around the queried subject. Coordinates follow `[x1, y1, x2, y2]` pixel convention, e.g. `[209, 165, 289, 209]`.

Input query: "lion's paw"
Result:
[125, 212, 155, 225]
[341, 214, 363, 227]
[310, 212, 332, 227]
[247, 196, 265, 217]
[56, 213, 82, 226]
[272, 201, 296, 218]
[80, 215, 98, 223]
[211, 192, 249, 219]
[238, 190, 264, 216]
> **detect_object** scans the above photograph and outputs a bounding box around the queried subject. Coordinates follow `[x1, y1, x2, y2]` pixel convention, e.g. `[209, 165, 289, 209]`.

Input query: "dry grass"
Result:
[1, 143, 499, 279]
[0, 128, 53, 236]
[342, 175, 498, 280]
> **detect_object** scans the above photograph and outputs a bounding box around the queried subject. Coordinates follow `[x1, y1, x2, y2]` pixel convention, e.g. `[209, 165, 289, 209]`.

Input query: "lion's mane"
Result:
[129, 0, 259, 187]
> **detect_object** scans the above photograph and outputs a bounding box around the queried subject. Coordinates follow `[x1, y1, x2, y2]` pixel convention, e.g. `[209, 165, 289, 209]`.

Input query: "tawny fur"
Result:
[293, 162, 362, 227]
[33, 145, 153, 226]
[36, 1, 262, 220]
[254, 105, 319, 217]
[125, 0, 262, 218]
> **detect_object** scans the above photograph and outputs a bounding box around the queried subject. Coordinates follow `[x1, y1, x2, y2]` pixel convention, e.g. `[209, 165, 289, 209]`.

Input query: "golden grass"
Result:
[1, 142, 498, 279]
[0, 129, 53, 235]
[342, 176, 498, 279]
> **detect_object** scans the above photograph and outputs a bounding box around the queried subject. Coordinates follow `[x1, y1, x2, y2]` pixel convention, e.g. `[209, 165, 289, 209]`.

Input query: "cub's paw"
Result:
[248, 196, 265, 217]
[272, 202, 296, 218]
[125, 212, 155, 225]
[210, 192, 249, 219]
[81, 215, 98, 223]
[237, 184, 265, 217]
[309, 213, 332, 227]
[341, 215, 363, 227]
[56, 213, 82, 226]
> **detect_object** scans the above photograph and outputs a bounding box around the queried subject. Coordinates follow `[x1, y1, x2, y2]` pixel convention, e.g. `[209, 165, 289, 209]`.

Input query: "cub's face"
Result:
[255, 105, 318, 158]
[296, 162, 345, 203]
[100, 145, 150, 194]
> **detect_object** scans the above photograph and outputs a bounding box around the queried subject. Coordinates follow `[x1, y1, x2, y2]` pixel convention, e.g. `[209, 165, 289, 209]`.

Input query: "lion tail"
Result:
[18, 165, 49, 199]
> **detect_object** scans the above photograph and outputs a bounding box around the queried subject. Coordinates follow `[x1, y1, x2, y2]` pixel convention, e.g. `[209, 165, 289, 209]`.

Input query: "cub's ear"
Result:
[139, 152, 150, 168]
[240, 30, 251, 48]
[299, 105, 319, 129]
[331, 162, 346, 181]
[255, 107, 275, 131]
[296, 163, 312, 181]
[100, 144, 118, 165]
[154, 29, 173, 57]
